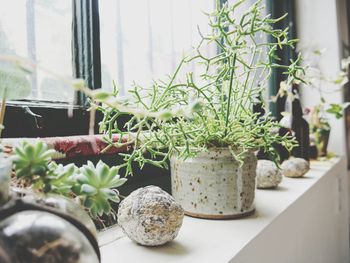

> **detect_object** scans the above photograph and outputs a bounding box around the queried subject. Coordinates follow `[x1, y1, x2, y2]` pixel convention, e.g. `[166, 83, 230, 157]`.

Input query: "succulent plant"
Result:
[45, 162, 77, 194]
[12, 141, 128, 220]
[72, 160, 127, 218]
[13, 141, 56, 183]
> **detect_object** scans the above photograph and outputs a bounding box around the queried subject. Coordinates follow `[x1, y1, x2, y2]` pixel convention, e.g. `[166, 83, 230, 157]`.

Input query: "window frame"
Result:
[336, 0, 350, 167]
[2, 0, 296, 138]
[2, 0, 102, 138]
[267, 0, 298, 120]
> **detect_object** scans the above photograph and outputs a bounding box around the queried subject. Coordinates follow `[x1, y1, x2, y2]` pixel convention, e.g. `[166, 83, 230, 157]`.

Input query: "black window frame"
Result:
[3, 0, 102, 138]
[267, 0, 298, 120]
[336, 0, 350, 167]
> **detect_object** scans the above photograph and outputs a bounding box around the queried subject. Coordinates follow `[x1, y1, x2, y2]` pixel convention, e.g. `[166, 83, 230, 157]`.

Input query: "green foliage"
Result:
[12, 141, 127, 219]
[302, 49, 350, 126]
[81, 0, 302, 176]
[72, 160, 127, 218]
[13, 141, 55, 180]
[46, 162, 77, 194]
[326, 103, 350, 119]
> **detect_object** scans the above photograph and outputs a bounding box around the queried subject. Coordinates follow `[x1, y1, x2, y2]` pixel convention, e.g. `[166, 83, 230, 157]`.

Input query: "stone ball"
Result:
[282, 158, 310, 178]
[256, 160, 282, 189]
[117, 185, 184, 246]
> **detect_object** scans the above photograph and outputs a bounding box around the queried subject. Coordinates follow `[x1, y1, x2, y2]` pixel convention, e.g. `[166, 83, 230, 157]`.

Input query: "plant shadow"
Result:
[257, 185, 289, 191]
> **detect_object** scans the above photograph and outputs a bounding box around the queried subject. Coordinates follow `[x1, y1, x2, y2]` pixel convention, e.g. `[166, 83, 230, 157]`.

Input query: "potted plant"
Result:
[75, 0, 304, 219]
[12, 140, 127, 229]
[296, 49, 350, 158]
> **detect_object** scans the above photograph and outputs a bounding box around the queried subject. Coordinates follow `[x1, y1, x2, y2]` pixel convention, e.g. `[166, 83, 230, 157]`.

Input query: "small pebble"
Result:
[256, 160, 282, 189]
[281, 158, 310, 178]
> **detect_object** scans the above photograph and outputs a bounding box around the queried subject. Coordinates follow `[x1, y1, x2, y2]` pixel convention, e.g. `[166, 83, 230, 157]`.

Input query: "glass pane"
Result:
[99, 0, 215, 94]
[0, 0, 73, 103]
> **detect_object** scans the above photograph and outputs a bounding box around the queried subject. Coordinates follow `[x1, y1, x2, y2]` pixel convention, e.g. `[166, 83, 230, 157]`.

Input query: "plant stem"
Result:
[0, 97, 6, 138]
[225, 54, 237, 136]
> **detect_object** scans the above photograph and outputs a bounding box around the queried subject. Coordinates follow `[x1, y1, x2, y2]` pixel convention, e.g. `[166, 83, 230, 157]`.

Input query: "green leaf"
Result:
[71, 184, 82, 195]
[158, 110, 173, 120]
[84, 197, 94, 208]
[80, 166, 99, 186]
[74, 174, 89, 184]
[96, 160, 109, 184]
[81, 184, 98, 195]
[92, 90, 111, 101]
[326, 103, 349, 119]
[109, 177, 127, 188]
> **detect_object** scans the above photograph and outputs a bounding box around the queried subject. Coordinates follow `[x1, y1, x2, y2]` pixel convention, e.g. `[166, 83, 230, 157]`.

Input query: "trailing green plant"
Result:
[72, 160, 127, 218]
[12, 140, 127, 219]
[75, 0, 305, 176]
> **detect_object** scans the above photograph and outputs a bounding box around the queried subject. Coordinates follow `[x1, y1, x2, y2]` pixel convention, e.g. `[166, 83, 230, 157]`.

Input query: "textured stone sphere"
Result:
[117, 186, 184, 246]
[282, 158, 310, 178]
[256, 160, 282, 189]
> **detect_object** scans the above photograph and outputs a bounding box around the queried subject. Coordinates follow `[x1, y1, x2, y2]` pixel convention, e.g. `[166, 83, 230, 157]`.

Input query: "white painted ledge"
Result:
[99, 158, 350, 263]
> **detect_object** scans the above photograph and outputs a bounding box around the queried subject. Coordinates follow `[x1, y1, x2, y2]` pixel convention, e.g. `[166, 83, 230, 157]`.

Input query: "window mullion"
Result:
[267, 0, 297, 120]
[72, 0, 102, 106]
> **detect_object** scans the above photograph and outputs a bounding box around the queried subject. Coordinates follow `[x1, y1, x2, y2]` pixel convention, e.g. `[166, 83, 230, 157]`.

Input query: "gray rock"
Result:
[282, 158, 310, 178]
[256, 160, 282, 189]
[117, 186, 184, 246]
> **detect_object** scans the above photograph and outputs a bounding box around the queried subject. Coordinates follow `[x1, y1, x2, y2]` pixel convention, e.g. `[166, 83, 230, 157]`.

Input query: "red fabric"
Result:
[42, 134, 129, 158]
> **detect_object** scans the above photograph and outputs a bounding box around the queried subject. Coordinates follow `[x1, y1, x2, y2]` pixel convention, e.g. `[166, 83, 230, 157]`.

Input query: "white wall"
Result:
[295, 0, 346, 156]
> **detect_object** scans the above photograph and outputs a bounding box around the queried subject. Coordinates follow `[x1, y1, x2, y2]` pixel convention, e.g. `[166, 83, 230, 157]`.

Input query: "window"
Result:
[0, 0, 294, 138]
[0, 0, 73, 103]
[99, 0, 215, 94]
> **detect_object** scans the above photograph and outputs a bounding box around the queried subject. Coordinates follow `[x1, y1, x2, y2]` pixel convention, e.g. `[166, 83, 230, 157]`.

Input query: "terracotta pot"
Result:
[170, 148, 257, 219]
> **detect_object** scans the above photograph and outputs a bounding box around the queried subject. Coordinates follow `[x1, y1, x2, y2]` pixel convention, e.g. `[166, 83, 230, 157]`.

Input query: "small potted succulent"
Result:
[12, 140, 127, 228]
[76, 0, 305, 219]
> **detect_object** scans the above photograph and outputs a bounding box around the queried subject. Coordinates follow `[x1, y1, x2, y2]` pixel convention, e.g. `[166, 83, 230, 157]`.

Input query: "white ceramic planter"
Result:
[170, 148, 257, 219]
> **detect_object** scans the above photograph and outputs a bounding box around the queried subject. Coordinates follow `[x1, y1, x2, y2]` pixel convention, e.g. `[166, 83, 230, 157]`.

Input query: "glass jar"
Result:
[0, 210, 99, 263]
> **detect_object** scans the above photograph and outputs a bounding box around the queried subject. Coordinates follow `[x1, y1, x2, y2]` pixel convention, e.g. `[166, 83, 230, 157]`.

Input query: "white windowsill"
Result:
[98, 157, 349, 263]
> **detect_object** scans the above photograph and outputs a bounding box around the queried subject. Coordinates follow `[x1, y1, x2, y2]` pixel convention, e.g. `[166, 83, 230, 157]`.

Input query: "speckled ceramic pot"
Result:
[170, 148, 257, 219]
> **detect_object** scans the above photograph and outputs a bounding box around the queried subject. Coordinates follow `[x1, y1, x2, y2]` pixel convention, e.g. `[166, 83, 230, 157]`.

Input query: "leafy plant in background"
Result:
[12, 141, 127, 219]
[75, 0, 306, 175]
[298, 49, 350, 156]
